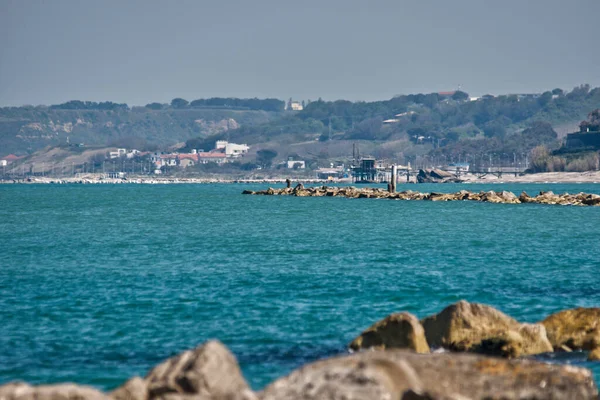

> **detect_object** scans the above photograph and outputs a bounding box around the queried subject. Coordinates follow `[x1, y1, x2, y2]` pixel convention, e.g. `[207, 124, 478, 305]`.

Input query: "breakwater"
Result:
[243, 185, 600, 206]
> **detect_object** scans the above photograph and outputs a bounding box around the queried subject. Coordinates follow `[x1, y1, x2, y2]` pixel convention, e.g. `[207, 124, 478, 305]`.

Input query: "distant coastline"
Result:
[2, 171, 600, 184]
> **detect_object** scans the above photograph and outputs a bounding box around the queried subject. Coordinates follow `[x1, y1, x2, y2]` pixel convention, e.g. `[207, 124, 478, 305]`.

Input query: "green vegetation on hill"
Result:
[3, 87, 600, 174]
[0, 100, 281, 156]
[185, 85, 600, 168]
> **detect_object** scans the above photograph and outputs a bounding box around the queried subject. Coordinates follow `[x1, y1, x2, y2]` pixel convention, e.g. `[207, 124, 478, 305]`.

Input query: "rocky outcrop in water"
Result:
[349, 312, 430, 353]
[243, 186, 600, 206]
[420, 301, 553, 358]
[110, 340, 255, 400]
[541, 308, 600, 351]
[260, 350, 597, 400]
[4, 304, 600, 399]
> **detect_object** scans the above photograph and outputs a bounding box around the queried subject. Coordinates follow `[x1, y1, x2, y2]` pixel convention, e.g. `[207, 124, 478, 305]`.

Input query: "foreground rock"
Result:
[260, 350, 597, 400]
[112, 340, 255, 400]
[244, 186, 600, 206]
[421, 301, 552, 357]
[349, 312, 430, 353]
[541, 307, 600, 351]
[0, 382, 109, 400]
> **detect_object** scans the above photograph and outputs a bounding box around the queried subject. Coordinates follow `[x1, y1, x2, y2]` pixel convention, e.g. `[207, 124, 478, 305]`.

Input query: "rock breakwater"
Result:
[2, 302, 600, 399]
[243, 186, 600, 206]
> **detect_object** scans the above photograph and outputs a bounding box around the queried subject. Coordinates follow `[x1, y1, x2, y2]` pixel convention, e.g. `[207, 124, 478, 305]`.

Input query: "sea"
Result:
[1, 182, 599, 390]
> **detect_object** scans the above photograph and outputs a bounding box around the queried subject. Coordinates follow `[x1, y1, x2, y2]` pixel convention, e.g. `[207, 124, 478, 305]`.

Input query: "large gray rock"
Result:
[0, 382, 109, 400]
[259, 350, 598, 400]
[143, 340, 254, 400]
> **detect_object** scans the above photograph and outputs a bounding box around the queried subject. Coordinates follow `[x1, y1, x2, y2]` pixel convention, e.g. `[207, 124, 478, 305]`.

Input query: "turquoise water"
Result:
[1, 183, 600, 390]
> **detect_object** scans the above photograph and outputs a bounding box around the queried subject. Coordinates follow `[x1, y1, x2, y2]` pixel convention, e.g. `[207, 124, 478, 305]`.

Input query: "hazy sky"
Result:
[1, 0, 599, 106]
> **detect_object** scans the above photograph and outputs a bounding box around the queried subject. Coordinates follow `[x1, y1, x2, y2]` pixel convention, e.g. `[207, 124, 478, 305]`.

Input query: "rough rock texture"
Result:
[0, 382, 109, 400]
[421, 301, 519, 351]
[541, 308, 600, 350]
[471, 324, 554, 358]
[420, 301, 552, 358]
[349, 312, 430, 353]
[259, 350, 598, 400]
[144, 340, 254, 400]
[110, 377, 147, 400]
[588, 347, 600, 361]
[244, 186, 600, 206]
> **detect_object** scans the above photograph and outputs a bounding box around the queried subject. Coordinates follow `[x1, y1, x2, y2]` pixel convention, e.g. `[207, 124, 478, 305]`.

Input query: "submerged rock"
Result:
[541, 307, 600, 350]
[259, 349, 597, 400]
[349, 312, 430, 353]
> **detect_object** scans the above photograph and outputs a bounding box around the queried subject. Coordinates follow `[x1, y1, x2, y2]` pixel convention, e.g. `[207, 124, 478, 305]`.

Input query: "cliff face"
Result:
[0, 108, 276, 156]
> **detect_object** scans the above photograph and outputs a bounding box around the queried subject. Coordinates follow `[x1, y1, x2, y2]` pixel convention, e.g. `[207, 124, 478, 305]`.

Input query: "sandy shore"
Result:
[2, 171, 600, 184]
[458, 171, 600, 184]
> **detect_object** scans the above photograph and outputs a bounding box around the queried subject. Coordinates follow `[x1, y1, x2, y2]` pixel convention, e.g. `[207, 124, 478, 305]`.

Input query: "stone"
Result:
[259, 349, 598, 400]
[541, 307, 600, 350]
[471, 324, 553, 358]
[421, 300, 519, 351]
[588, 347, 600, 361]
[0, 382, 109, 400]
[110, 377, 147, 400]
[428, 193, 455, 202]
[145, 340, 252, 400]
[515, 323, 554, 355]
[500, 191, 520, 203]
[349, 312, 430, 353]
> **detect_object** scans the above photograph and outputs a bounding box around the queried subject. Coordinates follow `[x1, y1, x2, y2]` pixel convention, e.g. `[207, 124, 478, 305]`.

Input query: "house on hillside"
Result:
[198, 152, 228, 164]
[177, 154, 199, 168]
[286, 160, 306, 169]
[109, 148, 127, 159]
[1, 154, 24, 166]
[215, 141, 250, 158]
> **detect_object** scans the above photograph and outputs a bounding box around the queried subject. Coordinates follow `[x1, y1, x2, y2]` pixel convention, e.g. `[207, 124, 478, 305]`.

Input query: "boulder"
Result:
[519, 191, 535, 203]
[144, 340, 253, 400]
[0, 382, 109, 400]
[428, 193, 456, 202]
[541, 308, 600, 350]
[588, 347, 600, 361]
[110, 377, 147, 400]
[421, 301, 519, 351]
[500, 191, 520, 204]
[471, 324, 553, 358]
[516, 323, 554, 355]
[259, 349, 598, 400]
[349, 312, 430, 353]
[480, 191, 504, 203]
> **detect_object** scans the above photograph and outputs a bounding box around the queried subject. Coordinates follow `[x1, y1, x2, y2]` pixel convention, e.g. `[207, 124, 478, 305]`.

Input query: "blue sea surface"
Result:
[1, 183, 599, 390]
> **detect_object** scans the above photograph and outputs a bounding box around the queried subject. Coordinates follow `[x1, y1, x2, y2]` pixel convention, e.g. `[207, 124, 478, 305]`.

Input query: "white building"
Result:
[109, 148, 127, 159]
[215, 141, 250, 158]
[287, 160, 306, 169]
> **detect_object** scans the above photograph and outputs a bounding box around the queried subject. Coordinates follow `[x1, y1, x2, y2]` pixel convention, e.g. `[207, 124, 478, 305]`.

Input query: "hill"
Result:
[0, 98, 283, 157]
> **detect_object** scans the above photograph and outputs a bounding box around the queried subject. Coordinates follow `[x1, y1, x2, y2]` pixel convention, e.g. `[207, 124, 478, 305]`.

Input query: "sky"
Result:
[1, 0, 599, 106]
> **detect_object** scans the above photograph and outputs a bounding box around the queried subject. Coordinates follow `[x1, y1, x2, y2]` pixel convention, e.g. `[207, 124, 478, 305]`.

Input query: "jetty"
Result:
[243, 186, 600, 206]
